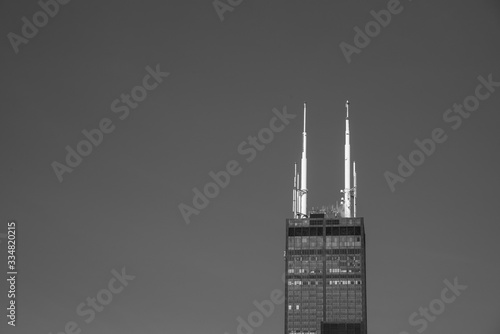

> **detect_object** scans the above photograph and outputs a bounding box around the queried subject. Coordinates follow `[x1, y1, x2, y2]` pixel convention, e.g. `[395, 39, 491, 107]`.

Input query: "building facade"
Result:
[284, 214, 367, 334]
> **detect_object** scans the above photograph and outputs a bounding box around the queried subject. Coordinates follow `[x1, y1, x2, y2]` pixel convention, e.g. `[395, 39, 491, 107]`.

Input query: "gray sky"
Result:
[1, 0, 500, 333]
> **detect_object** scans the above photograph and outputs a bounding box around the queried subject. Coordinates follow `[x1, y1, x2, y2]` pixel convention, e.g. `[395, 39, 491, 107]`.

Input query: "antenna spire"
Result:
[353, 161, 357, 217]
[293, 163, 297, 217]
[300, 102, 308, 217]
[344, 100, 351, 217]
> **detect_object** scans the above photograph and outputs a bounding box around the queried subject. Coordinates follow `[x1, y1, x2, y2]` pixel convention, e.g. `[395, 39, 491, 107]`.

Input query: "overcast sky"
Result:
[1, 0, 500, 333]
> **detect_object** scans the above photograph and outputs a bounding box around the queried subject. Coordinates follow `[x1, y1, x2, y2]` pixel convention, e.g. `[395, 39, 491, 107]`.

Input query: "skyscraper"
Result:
[285, 102, 367, 334]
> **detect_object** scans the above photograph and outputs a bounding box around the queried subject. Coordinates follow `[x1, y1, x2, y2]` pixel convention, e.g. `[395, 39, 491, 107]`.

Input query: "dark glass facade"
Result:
[284, 216, 367, 334]
[321, 322, 362, 334]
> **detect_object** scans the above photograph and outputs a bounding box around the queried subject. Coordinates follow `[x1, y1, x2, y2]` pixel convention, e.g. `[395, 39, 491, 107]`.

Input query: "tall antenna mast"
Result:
[300, 102, 308, 218]
[353, 160, 357, 217]
[293, 163, 297, 217]
[344, 100, 351, 218]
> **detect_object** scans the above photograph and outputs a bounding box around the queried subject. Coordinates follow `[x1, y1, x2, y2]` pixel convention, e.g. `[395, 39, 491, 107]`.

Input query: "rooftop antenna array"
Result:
[291, 100, 358, 219]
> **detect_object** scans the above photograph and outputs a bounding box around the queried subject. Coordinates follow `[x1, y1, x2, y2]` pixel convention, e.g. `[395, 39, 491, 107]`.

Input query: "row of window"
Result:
[287, 297, 362, 303]
[289, 255, 360, 261]
[288, 325, 321, 330]
[288, 317, 322, 321]
[288, 244, 362, 250]
[288, 268, 362, 274]
[288, 299, 361, 305]
[288, 304, 362, 311]
[288, 262, 361, 268]
[288, 324, 321, 329]
[288, 304, 360, 311]
[288, 306, 362, 314]
[288, 278, 363, 285]
[288, 290, 363, 297]
[289, 258, 361, 266]
[328, 279, 362, 285]
[287, 248, 362, 256]
[326, 314, 362, 320]
[289, 236, 361, 243]
[288, 292, 363, 307]
[288, 299, 362, 305]
[287, 226, 362, 236]
[288, 296, 363, 302]
[288, 268, 324, 274]
[288, 279, 362, 285]
[287, 217, 362, 226]
[288, 254, 361, 263]
[288, 236, 362, 249]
